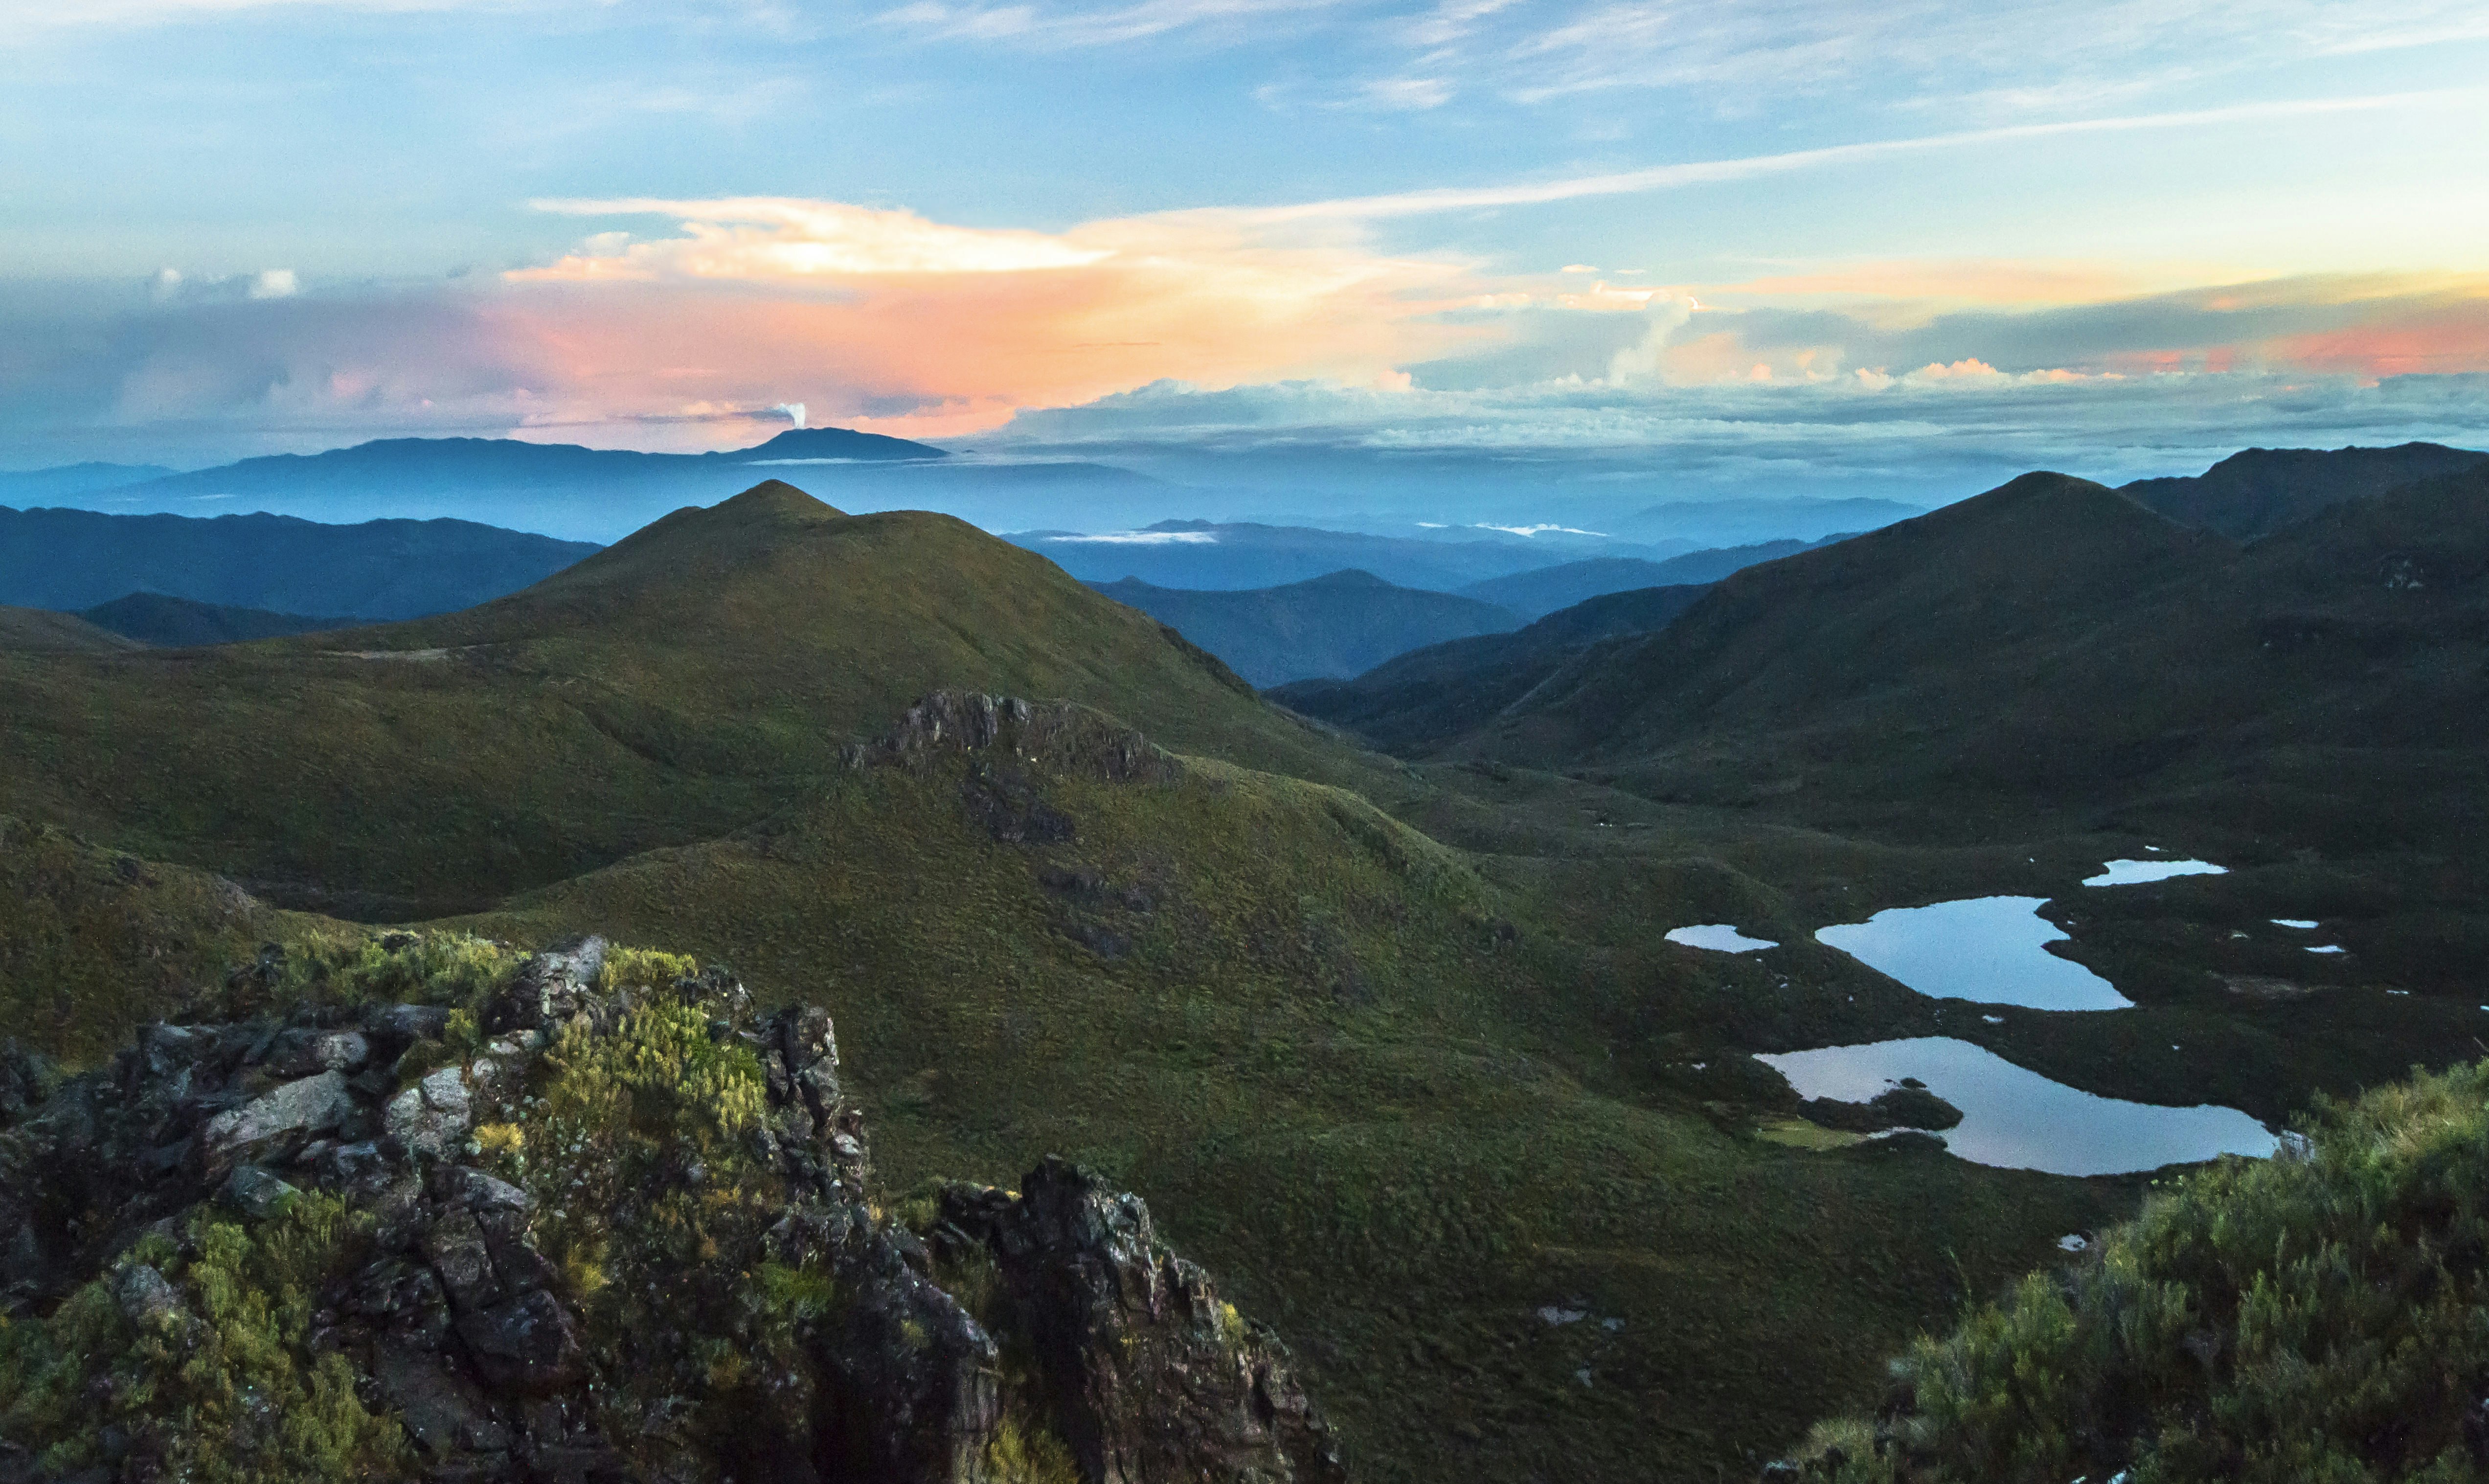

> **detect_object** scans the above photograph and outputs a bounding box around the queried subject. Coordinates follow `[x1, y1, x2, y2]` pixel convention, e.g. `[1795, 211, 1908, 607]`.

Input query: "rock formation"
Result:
[0, 934, 1345, 1484]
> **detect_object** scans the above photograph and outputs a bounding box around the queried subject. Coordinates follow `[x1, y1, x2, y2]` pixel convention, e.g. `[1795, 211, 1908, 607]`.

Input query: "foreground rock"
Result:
[0, 934, 1345, 1484]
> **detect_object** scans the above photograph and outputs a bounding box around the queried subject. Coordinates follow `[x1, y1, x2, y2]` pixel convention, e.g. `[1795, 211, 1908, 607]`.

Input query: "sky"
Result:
[3, 0, 2487, 517]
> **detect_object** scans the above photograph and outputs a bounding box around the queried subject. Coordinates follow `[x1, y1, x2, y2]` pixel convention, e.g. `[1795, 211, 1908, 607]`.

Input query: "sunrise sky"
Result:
[5, 0, 2488, 508]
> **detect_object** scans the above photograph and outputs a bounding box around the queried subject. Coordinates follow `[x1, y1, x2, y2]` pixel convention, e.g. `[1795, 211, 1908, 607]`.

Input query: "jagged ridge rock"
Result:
[0, 933, 1347, 1484]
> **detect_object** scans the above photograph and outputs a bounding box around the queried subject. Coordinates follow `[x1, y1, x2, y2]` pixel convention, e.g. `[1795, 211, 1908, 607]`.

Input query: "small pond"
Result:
[2084, 858, 2228, 886]
[1757, 1037, 2278, 1175]
[1666, 924, 1778, 953]
[1814, 896, 2130, 1011]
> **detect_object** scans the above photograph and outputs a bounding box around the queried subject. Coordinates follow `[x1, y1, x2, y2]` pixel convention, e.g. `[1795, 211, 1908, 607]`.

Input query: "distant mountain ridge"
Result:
[77, 592, 354, 647]
[1270, 583, 1713, 752]
[0, 505, 600, 618]
[1091, 569, 1523, 686]
[5, 427, 1196, 541]
[1455, 465, 2489, 863]
[0, 605, 143, 653]
[1456, 538, 1841, 617]
[1018, 518, 1710, 593]
[2118, 441, 2489, 540]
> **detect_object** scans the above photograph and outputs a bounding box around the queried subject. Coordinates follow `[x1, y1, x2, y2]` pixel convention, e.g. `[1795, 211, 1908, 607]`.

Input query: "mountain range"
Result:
[0, 503, 599, 618]
[1453, 538, 1836, 617]
[3, 439, 2486, 1482]
[1269, 583, 1714, 751]
[2, 428, 1173, 542]
[1091, 569, 1523, 686]
[2118, 440, 2489, 539]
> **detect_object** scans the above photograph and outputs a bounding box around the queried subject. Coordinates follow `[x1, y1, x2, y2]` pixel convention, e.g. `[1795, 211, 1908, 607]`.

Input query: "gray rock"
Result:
[220, 1164, 300, 1218]
[425, 1210, 504, 1313]
[386, 1066, 473, 1158]
[456, 1288, 587, 1392]
[946, 1158, 1347, 1484]
[198, 1070, 355, 1171]
[439, 1166, 533, 1216]
[487, 939, 608, 1033]
[268, 1029, 371, 1077]
[369, 1003, 453, 1045]
[113, 1263, 185, 1331]
[372, 1344, 503, 1460]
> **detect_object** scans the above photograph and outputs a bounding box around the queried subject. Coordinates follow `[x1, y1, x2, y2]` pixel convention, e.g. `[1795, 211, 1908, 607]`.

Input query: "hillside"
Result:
[1271, 584, 1712, 753]
[78, 592, 351, 646]
[1473, 468, 2489, 834]
[1465, 472, 2238, 795]
[2120, 441, 2488, 540]
[1781, 1058, 2489, 1482]
[0, 606, 141, 653]
[0, 694, 2148, 1484]
[1457, 539, 1826, 617]
[0, 481, 1390, 918]
[1091, 570, 1521, 686]
[0, 504, 600, 618]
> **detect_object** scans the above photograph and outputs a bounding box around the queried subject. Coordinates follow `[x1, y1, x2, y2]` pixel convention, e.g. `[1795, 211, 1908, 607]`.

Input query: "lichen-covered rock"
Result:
[485, 935, 608, 1033]
[942, 1159, 1349, 1484]
[0, 930, 1345, 1484]
[199, 1069, 356, 1171]
[384, 1064, 472, 1158]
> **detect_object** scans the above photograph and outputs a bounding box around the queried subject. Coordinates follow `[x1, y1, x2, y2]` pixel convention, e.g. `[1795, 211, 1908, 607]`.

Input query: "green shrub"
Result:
[1792, 1060, 2489, 1483]
[0, 1196, 411, 1483]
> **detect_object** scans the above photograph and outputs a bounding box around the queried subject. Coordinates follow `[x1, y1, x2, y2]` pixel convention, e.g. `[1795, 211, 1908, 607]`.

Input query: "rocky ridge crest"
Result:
[0, 934, 1344, 1484]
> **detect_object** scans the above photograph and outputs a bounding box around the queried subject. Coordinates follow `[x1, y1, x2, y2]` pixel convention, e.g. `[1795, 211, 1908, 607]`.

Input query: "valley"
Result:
[2, 443, 2485, 1482]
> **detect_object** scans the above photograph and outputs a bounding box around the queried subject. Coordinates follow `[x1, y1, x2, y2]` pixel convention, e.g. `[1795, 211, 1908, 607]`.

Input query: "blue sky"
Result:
[3, 0, 2486, 517]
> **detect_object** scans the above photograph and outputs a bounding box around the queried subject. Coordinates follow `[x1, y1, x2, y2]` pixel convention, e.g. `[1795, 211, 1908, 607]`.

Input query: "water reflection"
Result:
[1757, 1037, 2277, 1175]
[1814, 896, 2130, 1011]
[2084, 858, 2228, 886]
[1666, 924, 1778, 953]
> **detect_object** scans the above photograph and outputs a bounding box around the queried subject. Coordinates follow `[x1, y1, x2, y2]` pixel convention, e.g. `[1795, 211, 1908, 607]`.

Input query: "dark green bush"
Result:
[1790, 1059, 2489, 1483]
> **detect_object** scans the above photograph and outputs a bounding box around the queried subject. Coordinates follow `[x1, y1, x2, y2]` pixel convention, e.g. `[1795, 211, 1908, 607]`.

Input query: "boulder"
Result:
[267, 1028, 371, 1077]
[198, 1070, 355, 1172]
[220, 1164, 300, 1218]
[385, 1066, 472, 1158]
[487, 938, 608, 1033]
[113, 1262, 186, 1331]
[456, 1289, 588, 1392]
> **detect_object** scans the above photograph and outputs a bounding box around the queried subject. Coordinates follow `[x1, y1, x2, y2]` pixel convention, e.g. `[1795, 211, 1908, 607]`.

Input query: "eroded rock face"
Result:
[942, 1159, 1350, 1484]
[844, 690, 1185, 787]
[0, 942, 1347, 1484]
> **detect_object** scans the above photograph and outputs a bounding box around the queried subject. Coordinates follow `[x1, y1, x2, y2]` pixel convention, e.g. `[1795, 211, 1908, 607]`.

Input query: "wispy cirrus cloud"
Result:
[872, 0, 1350, 48]
[1193, 86, 2489, 225]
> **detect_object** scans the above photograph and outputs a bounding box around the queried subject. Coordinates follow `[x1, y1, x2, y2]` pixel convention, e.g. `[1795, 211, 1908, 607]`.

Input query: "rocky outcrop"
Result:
[939, 1160, 1348, 1484]
[1797, 1081, 1963, 1135]
[844, 691, 1183, 787]
[0, 935, 1344, 1484]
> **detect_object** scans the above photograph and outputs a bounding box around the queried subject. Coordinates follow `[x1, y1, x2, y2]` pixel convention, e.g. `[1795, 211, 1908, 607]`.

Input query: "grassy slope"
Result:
[0, 816, 346, 1064]
[1269, 584, 1713, 755]
[1089, 571, 1521, 687]
[1472, 469, 2489, 846]
[0, 606, 141, 653]
[0, 482, 1398, 918]
[437, 725, 2134, 1484]
[12, 471, 2467, 1479]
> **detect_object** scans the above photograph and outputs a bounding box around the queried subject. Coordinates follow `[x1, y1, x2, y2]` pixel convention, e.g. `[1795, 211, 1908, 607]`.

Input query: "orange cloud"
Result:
[500, 198, 1482, 441]
[2266, 298, 2489, 378]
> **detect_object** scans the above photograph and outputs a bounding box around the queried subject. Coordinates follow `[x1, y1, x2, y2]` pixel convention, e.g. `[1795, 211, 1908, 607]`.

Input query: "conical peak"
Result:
[712, 479, 846, 523]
